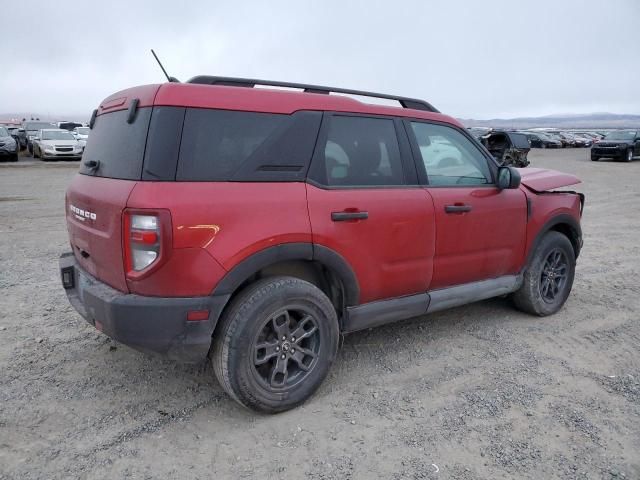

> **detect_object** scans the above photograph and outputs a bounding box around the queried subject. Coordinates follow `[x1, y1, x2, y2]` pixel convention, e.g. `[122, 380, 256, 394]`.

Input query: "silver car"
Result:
[33, 129, 83, 161]
[72, 126, 90, 148]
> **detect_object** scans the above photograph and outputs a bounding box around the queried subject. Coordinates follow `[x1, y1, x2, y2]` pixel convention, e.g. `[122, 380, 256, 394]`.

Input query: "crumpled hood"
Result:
[517, 167, 581, 192]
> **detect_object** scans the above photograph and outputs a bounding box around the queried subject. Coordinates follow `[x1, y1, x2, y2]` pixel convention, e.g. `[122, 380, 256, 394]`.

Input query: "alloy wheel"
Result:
[252, 307, 321, 390]
[539, 248, 569, 303]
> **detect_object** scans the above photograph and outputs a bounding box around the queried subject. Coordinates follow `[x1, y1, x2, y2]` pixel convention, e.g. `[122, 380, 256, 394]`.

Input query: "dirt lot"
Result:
[1, 149, 639, 480]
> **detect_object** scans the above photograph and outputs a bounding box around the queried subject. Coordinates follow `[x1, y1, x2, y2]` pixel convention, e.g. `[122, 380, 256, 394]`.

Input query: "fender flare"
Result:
[526, 213, 582, 266]
[211, 243, 360, 306]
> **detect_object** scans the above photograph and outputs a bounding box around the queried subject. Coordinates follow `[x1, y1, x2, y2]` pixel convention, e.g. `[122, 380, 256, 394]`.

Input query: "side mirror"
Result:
[497, 166, 521, 190]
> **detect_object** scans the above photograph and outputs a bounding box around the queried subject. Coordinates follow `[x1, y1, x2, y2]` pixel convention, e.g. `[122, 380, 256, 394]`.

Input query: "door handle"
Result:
[331, 211, 369, 222]
[444, 204, 472, 214]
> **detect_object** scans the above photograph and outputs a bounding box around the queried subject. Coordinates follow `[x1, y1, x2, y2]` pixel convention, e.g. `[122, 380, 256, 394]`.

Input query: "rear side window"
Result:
[510, 133, 530, 149]
[80, 108, 151, 180]
[310, 115, 404, 187]
[176, 109, 286, 181]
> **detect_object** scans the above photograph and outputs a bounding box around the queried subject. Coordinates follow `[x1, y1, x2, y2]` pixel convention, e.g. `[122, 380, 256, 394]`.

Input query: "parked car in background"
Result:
[482, 130, 530, 167]
[570, 134, 592, 148]
[72, 126, 90, 148]
[591, 130, 640, 162]
[0, 126, 19, 162]
[6, 126, 27, 150]
[58, 121, 84, 131]
[545, 132, 568, 148]
[523, 132, 562, 148]
[32, 129, 83, 161]
[23, 121, 56, 154]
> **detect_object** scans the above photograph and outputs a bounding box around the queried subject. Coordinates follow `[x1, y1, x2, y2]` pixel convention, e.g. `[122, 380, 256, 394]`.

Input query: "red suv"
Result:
[59, 77, 584, 412]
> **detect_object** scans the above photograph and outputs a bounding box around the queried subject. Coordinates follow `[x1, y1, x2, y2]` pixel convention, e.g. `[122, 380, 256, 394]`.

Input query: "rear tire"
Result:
[512, 231, 575, 316]
[10, 153, 18, 162]
[211, 276, 339, 413]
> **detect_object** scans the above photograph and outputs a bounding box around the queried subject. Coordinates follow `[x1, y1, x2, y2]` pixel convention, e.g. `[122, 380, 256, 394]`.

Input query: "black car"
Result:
[482, 131, 531, 167]
[591, 130, 640, 162]
[523, 132, 562, 148]
[0, 126, 19, 162]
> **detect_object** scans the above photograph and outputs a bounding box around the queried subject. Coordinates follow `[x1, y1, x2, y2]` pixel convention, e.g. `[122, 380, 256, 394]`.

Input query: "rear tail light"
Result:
[123, 209, 172, 278]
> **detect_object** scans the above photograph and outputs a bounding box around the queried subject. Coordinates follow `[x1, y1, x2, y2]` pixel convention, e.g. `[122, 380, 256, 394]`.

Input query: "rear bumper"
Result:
[59, 252, 230, 363]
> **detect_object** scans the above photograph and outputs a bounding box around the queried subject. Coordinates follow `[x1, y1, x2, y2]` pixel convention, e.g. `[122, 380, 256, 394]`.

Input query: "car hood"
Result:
[517, 168, 581, 192]
[40, 140, 79, 147]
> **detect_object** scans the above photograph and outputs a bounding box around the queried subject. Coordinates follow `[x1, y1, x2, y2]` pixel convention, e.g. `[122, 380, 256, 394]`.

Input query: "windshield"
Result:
[25, 122, 54, 132]
[604, 131, 636, 141]
[42, 130, 75, 140]
[0, 127, 9, 136]
[76, 127, 90, 135]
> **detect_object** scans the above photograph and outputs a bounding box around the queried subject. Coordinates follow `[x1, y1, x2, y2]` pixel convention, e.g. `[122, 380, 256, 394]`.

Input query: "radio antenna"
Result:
[150, 49, 179, 83]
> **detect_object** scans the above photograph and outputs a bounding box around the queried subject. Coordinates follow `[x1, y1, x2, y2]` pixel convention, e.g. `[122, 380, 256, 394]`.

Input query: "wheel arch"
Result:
[210, 243, 360, 331]
[526, 214, 582, 267]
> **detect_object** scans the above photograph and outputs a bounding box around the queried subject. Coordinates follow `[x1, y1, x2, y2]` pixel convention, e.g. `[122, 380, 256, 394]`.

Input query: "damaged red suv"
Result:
[60, 77, 584, 412]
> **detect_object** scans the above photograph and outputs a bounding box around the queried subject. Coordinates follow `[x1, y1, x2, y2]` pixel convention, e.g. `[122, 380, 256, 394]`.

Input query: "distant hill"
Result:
[459, 113, 640, 129]
[0, 113, 88, 123]
[3, 111, 639, 130]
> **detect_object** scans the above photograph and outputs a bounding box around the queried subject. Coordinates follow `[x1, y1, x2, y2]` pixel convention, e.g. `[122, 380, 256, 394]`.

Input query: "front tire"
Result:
[512, 231, 575, 316]
[590, 153, 599, 161]
[211, 276, 339, 413]
[625, 148, 633, 162]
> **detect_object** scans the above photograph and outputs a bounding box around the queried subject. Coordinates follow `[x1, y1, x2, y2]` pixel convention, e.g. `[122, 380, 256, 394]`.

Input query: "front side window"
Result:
[314, 115, 404, 187]
[410, 122, 492, 186]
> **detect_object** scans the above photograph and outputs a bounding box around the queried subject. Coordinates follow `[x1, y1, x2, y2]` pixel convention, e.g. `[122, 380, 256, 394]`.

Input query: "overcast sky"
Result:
[2, 0, 638, 120]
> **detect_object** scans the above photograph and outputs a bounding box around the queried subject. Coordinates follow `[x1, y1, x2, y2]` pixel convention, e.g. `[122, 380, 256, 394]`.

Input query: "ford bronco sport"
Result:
[59, 77, 584, 412]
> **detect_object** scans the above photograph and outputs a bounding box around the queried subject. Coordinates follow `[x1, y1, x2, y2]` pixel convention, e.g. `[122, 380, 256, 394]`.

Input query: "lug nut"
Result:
[291, 349, 295, 354]
[291, 336, 296, 342]
[275, 346, 280, 352]
[282, 336, 287, 341]
[281, 354, 286, 359]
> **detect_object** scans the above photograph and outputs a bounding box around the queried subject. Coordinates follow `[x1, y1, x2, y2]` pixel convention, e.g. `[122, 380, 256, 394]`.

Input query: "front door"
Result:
[306, 114, 436, 304]
[405, 120, 527, 290]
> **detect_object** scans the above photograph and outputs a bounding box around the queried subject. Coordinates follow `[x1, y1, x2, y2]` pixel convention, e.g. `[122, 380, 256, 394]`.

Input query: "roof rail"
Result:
[186, 75, 439, 113]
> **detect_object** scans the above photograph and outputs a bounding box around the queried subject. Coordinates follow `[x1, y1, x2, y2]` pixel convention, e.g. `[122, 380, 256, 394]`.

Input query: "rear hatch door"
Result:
[65, 88, 157, 292]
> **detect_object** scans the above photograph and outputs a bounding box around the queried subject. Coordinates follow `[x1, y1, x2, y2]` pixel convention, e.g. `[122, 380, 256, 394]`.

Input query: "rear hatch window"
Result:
[79, 108, 152, 179]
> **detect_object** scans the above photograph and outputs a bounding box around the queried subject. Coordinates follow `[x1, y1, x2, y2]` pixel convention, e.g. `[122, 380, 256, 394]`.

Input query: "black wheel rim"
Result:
[251, 307, 321, 391]
[539, 248, 569, 303]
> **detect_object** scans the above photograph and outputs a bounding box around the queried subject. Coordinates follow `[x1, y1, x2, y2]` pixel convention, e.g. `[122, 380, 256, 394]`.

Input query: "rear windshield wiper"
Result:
[83, 159, 100, 174]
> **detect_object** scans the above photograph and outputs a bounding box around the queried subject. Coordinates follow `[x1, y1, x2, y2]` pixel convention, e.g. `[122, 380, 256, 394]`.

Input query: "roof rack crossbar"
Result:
[186, 75, 439, 113]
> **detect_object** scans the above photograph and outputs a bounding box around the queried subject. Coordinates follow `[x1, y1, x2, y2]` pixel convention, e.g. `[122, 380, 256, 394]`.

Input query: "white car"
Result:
[72, 126, 90, 148]
[33, 129, 83, 161]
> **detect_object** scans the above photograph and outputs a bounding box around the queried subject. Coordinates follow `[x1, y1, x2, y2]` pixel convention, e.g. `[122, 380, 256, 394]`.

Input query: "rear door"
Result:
[66, 106, 153, 292]
[306, 114, 436, 304]
[405, 120, 527, 290]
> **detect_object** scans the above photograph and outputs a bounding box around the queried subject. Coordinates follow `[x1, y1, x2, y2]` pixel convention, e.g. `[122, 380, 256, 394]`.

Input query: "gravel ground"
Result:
[1, 149, 639, 479]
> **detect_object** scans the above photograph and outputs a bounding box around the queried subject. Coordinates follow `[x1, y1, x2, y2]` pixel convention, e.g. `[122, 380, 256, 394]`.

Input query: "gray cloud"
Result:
[2, 0, 638, 119]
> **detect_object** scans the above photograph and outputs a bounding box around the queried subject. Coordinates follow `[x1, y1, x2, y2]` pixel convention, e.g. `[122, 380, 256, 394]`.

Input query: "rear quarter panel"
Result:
[126, 182, 311, 296]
